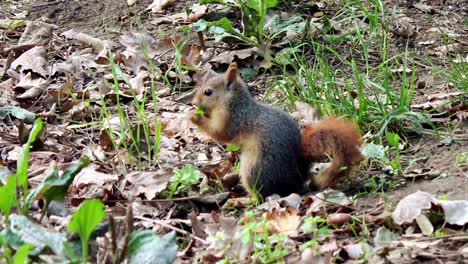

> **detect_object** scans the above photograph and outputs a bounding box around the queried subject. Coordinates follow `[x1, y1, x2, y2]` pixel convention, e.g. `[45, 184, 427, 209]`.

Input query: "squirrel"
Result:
[189, 63, 363, 198]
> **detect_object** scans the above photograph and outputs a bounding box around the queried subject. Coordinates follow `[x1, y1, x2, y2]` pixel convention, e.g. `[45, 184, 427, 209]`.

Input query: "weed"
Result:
[299, 216, 329, 252]
[241, 211, 289, 263]
[163, 164, 202, 198]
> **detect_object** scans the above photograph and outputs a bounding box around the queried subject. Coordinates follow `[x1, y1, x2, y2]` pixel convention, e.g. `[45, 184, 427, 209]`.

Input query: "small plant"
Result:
[67, 199, 106, 263]
[299, 216, 328, 251]
[0, 175, 18, 226]
[385, 131, 401, 173]
[164, 164, 202, 198]
[241, 211, 289, 263]
[193, 0, 279, 46]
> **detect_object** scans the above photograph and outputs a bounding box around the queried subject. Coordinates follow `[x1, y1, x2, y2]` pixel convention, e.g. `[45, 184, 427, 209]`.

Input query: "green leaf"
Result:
[361, 143, 385, 159]
[226, 144, 240, 152]
[178, 164, 201, 185]
[194, 106, 205, 117]
[246, 0, 278, 13]
[16, 118, 44, 193]
[385, 131, 400, 148]
[126, 231, 178, 264]
[323, 190, 351, 205]
[68, 199, 106, 260]
[13, 243, 33, 264]
[22, 164, 58, 214]
[189, 19, 209, 32]
[42, 156, 90, 202]
[0, 106, 35, 124]
[6, 214, 68, 256]
[0, 175, 18, 222]
[0, 19, 26, 30]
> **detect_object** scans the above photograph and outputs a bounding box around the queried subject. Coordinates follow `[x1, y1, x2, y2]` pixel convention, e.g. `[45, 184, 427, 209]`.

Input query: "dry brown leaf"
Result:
[15, 72, 47, 99]
[266, 208, 301, 235]
[10, 46, 48, 76]
[186, 4, 208, 22]
[147, 0, 176, 12]
[129, 70, 150, 100]
[72, 164, 119, 189]
[62, 29, 113, 63]
[124, 170, 172, 200]
[209, 47, 257, 64]
[327, 213, 352, 226]
[18, 20, 55, 46]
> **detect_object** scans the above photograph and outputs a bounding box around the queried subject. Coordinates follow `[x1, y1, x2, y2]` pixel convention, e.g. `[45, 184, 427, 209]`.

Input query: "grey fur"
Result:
[227, 79, 306, 197]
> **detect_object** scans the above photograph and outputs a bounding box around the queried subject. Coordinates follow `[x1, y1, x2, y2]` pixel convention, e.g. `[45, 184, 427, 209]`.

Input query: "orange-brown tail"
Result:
[300, 118, 364, 189]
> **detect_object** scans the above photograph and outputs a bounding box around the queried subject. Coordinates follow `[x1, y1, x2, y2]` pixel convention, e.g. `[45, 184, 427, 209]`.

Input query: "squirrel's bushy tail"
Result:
[300, 118, 364, 189]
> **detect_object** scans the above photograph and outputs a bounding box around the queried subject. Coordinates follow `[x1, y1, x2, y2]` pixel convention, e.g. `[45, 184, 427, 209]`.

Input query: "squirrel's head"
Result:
[192, 63, 245, 116]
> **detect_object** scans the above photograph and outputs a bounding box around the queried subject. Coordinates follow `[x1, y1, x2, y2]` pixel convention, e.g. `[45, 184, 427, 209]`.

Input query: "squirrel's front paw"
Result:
[188, 106, 206, 125]
[188, 111, 202, 125]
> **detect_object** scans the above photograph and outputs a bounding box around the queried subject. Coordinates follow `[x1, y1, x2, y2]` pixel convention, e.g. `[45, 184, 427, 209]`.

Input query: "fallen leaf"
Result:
[124, 170, 172, 200]
[415, 214, 434, 235]
[18, 21, 55, 46]
[327, 213, 352, 226]
[266, 208, 301, 235]
[10, 46, 48, 76]
[392, 191, 434, 225]
[343, 243, 372, 260]
[209, 47, 257, 64]
[15, 72, 47, 99]
[374, 227, 397, 246]
[434, 200, 468, 225]
[147, 0, 176, 12]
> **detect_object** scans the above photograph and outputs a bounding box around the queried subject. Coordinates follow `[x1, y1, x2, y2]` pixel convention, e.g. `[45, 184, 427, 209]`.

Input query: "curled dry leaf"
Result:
[327, 213, 352, 226]
[18, 20, 55, 46]
[11, 46, 48, 77]
[15, 72, 47, 99]
[392, 191, 434, 225]
[434, 200, 468, 226]
[62, 29, 113, 63]
[393, 191, 468, 226]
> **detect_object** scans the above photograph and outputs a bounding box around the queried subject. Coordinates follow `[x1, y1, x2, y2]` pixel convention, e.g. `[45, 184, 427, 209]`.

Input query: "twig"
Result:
[108, 214, 117, 264]
[134, 216, 209, 245]
[116, 204, 133, 264]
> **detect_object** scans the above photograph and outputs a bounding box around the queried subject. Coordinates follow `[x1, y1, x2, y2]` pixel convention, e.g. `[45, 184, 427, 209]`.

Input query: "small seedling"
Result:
[165, 164, 201, 198]
[386, 131, 401, 172]
[68, 199, 106, 263]
[0, 175, 18, 226]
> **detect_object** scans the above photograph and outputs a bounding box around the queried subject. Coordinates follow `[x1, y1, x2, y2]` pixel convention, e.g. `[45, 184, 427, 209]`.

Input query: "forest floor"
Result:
[1, 0, 467, 263]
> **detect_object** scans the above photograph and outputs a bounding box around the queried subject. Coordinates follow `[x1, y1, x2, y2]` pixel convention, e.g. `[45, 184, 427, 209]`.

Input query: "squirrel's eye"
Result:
[204, 88, 213, 96]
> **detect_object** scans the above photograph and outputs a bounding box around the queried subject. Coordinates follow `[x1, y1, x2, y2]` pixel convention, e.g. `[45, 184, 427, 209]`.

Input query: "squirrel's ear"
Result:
[224, 63, 239, 90]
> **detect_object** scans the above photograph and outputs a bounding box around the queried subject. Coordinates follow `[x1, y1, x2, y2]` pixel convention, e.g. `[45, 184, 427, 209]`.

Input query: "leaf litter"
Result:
[0, 0, 467, 263]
